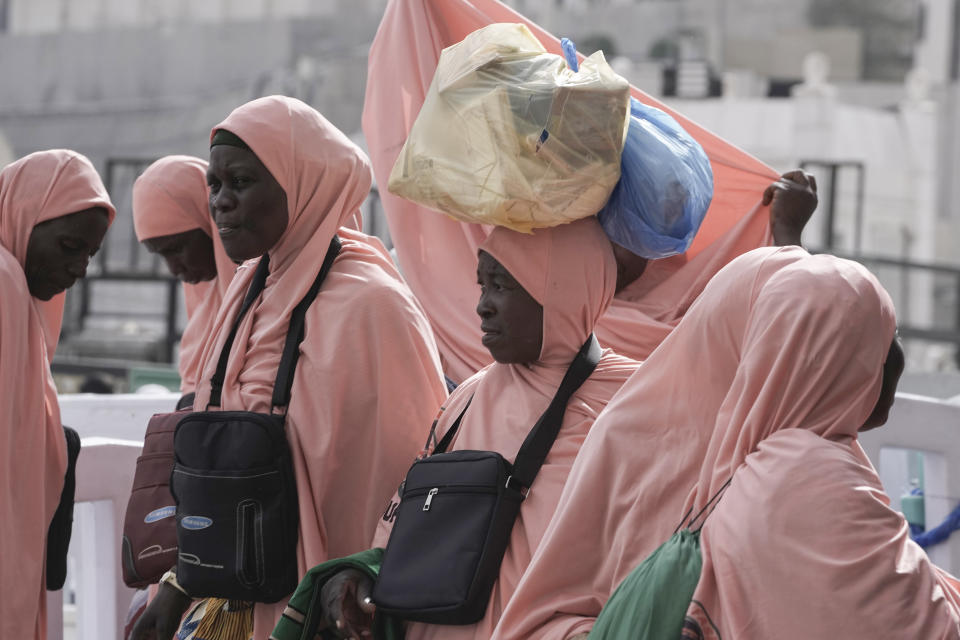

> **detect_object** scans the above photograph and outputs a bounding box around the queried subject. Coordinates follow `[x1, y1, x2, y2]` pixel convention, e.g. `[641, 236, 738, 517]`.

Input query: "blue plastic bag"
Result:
[598, 97, 714, 259]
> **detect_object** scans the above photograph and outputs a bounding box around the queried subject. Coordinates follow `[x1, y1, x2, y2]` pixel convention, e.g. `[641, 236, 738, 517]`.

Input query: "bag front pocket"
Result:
[171, 463, 291, 601]
[377, 483, 499, 610]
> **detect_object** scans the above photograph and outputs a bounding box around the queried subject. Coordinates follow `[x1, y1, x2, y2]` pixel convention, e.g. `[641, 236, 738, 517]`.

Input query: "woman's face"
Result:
[143, 228, 218, 284]
[860, 336, 905, 432]
[476, 250, 544, 364]
[207, 144, 288, 262]
[24, 207, 109, 300]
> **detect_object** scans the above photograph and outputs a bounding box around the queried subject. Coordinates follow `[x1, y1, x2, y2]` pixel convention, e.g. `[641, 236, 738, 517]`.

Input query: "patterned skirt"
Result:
[176, 599, 254, 640]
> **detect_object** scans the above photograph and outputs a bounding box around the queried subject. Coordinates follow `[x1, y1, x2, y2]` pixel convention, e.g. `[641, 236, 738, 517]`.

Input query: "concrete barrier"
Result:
[47, 394, 178, 640]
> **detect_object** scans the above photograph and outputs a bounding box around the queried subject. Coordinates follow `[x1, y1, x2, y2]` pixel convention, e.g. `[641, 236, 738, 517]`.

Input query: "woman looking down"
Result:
[0, 149, 114, 638]
[679, 258, 958, 639]
[132, 155, 237, 401]
[491, 246, 813, 639]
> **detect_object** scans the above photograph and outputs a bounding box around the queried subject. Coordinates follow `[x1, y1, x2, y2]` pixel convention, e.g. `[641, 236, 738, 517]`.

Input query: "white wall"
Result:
[8, 0, 380, 32]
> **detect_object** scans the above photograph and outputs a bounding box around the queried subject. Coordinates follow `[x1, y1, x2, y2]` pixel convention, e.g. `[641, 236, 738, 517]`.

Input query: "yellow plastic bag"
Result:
[388, 23, 630, 233]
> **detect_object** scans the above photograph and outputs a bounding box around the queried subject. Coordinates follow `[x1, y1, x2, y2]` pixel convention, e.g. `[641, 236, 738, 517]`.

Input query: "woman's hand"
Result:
[568, 633, 590, 639]
[321, 568, 376, 638]
[764, 169, 818, 247]
[127, 582, 192, 640]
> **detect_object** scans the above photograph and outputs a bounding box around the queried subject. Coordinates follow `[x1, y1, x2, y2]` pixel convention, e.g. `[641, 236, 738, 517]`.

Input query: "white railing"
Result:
[45, 391, 960, 639]
[859, 392, 960, 574]
[47, 393, 179, 640]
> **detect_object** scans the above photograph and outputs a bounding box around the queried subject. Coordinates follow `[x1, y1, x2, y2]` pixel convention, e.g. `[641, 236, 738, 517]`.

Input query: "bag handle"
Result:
[673, 476, 734, 535]
[207, 236, 341, 410]
[208, 254, 271, 408]
[510, 334, 601, 492]
[432, 334, 601, 495]
[271, 235, 341, 412]
[432, 397, 474, 455]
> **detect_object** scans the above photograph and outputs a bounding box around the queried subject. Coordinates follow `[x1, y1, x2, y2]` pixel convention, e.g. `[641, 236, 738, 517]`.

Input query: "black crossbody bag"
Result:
[46, 425, 81, 591]
[372, 334, 601, 624]
[171, 236, 340, 603]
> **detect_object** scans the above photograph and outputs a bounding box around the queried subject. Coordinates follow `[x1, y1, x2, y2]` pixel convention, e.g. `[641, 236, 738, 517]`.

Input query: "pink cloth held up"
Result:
[371, 217, 638, 640]
[491, 246, 809, 639]
[0, 149, 115, 640]
[683, 256, 960, 638]
[190, 96, 447, 638]
[132, 155, 236, 393]
[362, 0, 777, 382]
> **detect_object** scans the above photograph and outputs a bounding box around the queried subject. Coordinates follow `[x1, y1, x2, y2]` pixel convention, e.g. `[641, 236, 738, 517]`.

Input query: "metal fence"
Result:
[801, 158, 960, 369]
[829, 251, 960, 369]
[59, 157, 182, 371]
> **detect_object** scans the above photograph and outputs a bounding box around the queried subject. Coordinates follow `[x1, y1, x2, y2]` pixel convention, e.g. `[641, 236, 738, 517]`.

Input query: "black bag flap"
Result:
[402, 450, 509, 496]
[174, 411, 285, 470]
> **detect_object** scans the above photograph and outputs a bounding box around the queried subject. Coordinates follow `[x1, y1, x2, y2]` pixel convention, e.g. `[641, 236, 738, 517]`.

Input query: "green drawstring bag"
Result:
[590, 479, 730, 639]
[589, 529, 702, 639]
[270, 548, 405, 640]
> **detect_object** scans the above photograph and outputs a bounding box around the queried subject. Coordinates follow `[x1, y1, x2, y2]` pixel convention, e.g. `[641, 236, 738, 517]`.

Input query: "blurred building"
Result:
[0, 0, 957, 382]
[0, 0, 391, 374]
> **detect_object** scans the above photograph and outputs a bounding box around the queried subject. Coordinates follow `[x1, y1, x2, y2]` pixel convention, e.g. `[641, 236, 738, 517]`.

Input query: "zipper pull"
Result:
[423, 488, 439, 511]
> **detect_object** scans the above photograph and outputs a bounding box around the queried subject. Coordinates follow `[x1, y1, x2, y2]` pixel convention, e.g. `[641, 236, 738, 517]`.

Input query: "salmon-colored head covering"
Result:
[192, 97, 447, 635]
[379, 217, 638, 640]
[0, 149, 116, 351]
[0, 149, 114, 639]
[480, 217, 616, 365]
[211, 95, 370, 276]
[1, 149, 116, 268]
[132, 156, 215, 242]
[679, 257, 955, 640]
[195, 95, 374, 409]
[685, 253, 896, 514]
[491, 246, 809, 640]
[132, 155, 236, 392]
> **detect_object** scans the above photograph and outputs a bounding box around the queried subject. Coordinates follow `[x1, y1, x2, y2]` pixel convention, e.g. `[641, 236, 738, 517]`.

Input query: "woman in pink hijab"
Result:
[495, 248, 959, 639]
[680, 258, 960, 639]
[130, 96, 448, 640]
[0, 149, 115, 639]
[132, 155, 237, 399]
[491, 246, 812, 639]
[317, 217, 639, 640]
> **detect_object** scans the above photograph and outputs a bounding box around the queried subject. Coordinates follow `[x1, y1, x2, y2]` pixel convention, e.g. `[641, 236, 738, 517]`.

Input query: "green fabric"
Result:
[210, 129, 251, 150]
[270, 548, 405, 640]
[589, 529, 703, 639]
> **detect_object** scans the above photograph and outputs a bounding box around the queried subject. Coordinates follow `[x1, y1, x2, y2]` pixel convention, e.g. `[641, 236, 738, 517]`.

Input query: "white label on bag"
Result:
[181, 515, 213, 530]
[144, 506, 176, 523]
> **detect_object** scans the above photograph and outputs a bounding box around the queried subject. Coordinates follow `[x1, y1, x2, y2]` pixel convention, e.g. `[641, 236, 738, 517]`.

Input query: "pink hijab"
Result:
[372, 217, 639, 640]
[190, 96, 447, 637]
[491, 246, 809, 639]
[132, 155, 236, 393]
[683, 258, 960, 638]
[0, 149, 114, 639]
[362, 0, 777, 381]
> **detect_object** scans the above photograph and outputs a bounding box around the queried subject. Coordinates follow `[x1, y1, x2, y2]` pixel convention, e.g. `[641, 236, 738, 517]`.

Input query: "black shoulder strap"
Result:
[207, 236, 341, 410]
[208, 254, 271, 408]
[271, 235, 341, 411]
[510, 334, 601, 492]
[431, 334, 601, 494]
[432, 397, 474, 454]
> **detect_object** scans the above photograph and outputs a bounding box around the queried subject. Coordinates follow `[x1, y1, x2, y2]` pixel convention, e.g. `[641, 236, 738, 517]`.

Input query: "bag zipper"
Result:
[422, 488, 438, 511]
[403, 484, 500, 511]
